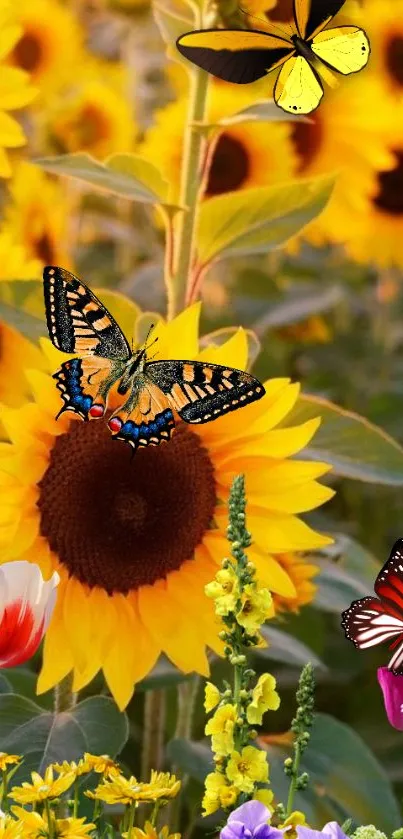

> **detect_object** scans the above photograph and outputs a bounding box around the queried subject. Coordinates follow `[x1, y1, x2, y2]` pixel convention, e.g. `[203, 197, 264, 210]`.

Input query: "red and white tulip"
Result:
[0, 562, 59, 668]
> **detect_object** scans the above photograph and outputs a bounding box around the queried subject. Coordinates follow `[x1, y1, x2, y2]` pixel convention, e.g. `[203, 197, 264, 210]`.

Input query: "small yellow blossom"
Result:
[0, 754, 21, 772]
[226, 746, 269, 793]
[82, 754, 120, 775]
[205, 704, 237, 756]
[253, 788, 274, 809]
[11, 807, 95, 839]
[236, 586, 273, 633]
[205, 568, 240, 615]
[52, 760, 88, 779]
[0, 814, 23, 839]
[124, 823, 180, 839]
[279, 811, 307, 839]
[247, 674, 280, 725]
[87, 771, 180, 805]
[9, 766, 75, 804]
[204, 682, 220, 713]
[202, 772, 238, 816]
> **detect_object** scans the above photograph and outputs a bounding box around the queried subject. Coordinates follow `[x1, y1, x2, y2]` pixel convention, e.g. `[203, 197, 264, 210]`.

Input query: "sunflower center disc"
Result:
[12, 33, 43, 73]
[386, 35, 403, 88]
[207, 133, 250, 195]
[374, 150, 403, 216]
[37, 420, 216, 594]
[291, 116, 323, 172]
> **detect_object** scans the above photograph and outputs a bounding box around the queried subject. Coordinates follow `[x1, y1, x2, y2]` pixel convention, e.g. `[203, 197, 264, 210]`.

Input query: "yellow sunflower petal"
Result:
[249, 547, 297, 597]
[37, 599, 74, 694]
[214, 417, 321, 465]
[197, 328, 249, 369]
[247, 481, 335, 514]
[0, 111, 26, 147]
[153, 303, 201, 360]
[247, 509, 333, 552]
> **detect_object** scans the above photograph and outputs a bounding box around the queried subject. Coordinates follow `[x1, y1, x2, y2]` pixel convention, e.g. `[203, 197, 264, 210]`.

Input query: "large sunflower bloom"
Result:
[363, 0, 403, 101]
[138, 88, 297, 200]
[4, 161, 71, 268]
[8, 0, 83, 98]
[0, 4, 36, 178]
[0, 304, 333, 709]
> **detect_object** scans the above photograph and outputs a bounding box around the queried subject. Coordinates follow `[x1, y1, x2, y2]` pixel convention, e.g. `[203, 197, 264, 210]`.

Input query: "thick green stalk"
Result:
[54, 672, 77, 713]
[285, 741, 301, 817]
[168, 66, 209, 319]
[141, 689, 166, 779]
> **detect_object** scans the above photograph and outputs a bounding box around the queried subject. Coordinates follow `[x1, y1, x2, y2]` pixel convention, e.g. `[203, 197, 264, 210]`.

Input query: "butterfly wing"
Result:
[146, 360, 265, 424]
[311, 26, 370, 74]
[293, 0, 346, 40]
[43, 266, 131, 360]
[274, 55, 323, 113]
[176, 29, 293, 83]
[341, 539, 403, 673]
[54, 357, 122, 421]
[108, 383, 175, 450]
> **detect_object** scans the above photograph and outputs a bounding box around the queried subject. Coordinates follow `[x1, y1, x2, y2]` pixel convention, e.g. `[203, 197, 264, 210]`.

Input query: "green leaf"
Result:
[258, 625, 325, 669]
[197, 175, 334, 266]
[166, 737, 213, 782]
[284, 393, 403, 485]
[217, 99, 312, 126]
[1, 668, 53, 708]
[0, 675, 12, 693]
[35, 153, 180, 209]
[137, 656, 192, 691]
[0, 694, 128, 782]
[253, 285, 344, 336]
[312, 534, 380, 613]
[264, 713, 400, 832]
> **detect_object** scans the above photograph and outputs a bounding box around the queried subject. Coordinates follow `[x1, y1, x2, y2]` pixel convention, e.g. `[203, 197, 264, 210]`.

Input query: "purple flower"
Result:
[220, 801, 284, 839]
[296, 823, 349, 839]
[377, 666, 403, 730]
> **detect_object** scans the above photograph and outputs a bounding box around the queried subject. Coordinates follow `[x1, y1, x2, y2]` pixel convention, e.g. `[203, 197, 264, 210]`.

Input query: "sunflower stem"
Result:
[54, 672, 77, 713]
[141, 689, 166, 779]
[167, 676, 200, 832]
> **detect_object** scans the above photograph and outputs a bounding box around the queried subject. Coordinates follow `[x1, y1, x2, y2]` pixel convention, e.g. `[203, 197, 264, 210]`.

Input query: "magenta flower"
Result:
[297, 823, 349, 839]
[220, 802, 284, 839]
[377, 666, 403, 730]
[0, 561, 59, 667]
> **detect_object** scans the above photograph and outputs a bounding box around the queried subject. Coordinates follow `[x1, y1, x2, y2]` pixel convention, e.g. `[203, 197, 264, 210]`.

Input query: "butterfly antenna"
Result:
[238, 4, 291, 38]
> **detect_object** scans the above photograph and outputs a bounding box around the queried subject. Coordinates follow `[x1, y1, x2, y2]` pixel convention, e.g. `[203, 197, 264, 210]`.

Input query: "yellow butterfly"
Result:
[176, 0, 370, 115]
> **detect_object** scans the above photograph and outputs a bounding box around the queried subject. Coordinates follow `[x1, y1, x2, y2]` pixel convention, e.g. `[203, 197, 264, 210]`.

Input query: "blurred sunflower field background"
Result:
[2, 0, 403, 835]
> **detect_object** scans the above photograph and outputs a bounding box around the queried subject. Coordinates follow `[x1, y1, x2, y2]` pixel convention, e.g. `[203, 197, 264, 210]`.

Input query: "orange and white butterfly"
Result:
[176, 0, 370, 114]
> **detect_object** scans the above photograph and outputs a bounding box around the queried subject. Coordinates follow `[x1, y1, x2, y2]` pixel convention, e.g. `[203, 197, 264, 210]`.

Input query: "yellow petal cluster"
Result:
[202, 772, 239, 816]
[0, 753, 21, 772]
[205, 567, 240, 615]
[204, 682, 221, 713]
[246, 674, 281, 725]
[9, 766, 75, 804]
[88, 770, 180, 805]
[236, 586, 274, 633]
[205, 704, 238, 757]
[11, 807, 95, 839]
[226, 745, 269, 793]
[124, 823, 180, 839]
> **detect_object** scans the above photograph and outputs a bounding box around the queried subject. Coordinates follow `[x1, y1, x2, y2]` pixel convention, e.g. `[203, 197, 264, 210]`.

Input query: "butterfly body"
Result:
[44, 266, 265, 451]
[342, 539, 403, 673]
[176, 0, 370, 114]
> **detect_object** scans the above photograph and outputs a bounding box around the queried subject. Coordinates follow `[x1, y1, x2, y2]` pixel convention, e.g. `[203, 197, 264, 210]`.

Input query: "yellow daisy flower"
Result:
[43, 67, 136, 160]
[12, 808, 95, 839]
[88, 771, 179, 805]
[204, 681, 221, 713]
[4, 161, 71, 269]
[0, 304, 333, 710]
[363, 0, 403, 100]
[124, 824, 180, 839]
[226, 745, 269, 793]
[0, 4, 36, 178]
[205, 567, 240, 616]
[202, 771, 239, 816]
[0, 754, 21, 772]
[138, 87, 297, 201]
[236, 586, 273, 633]
[9, 766, 75, 804]
[81, 753, 120, 775]
[0, 815, 23, 839]
[205, 704, 238, 756]
[272, 552, 318, 614]
[8, 0, 83, 97]
[247, 673, 280, 725]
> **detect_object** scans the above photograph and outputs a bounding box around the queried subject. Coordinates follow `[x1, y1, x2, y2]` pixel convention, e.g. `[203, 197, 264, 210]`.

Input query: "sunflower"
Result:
[0, 304, 333, 710]
[363, 0, 403, 100]
[0, 4, 36, 178]
[138, 87, 298, 201]
[0, 321, 45, 408]
[0, 229, 40, 280]
[41, 63, 136, 160]
[8, 0, 83, 97]
[4, 161, 71, 268]
[271, 552, 318, 613]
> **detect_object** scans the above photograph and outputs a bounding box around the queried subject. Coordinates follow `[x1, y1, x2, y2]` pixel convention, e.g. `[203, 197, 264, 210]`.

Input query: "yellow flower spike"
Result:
[247, 674, 281, 725]
[202, 771, 231, 816]
[204, 681, 221, 713]
[205, 704, 237, 756]
[9, 765, 76, 803]
[205, 568, 240, 615]
[236, 586, 273, 634]
[226, 745, 269, 793]
[0, 754, 21, 772]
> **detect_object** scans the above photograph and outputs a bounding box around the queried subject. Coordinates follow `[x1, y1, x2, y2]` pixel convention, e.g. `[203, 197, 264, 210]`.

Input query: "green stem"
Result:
[1, 770, 7, 813]
[44, 800, 54, 839]
[54, 672, 77, 713]
[127, 802, 136, 835]
[141, 690, 166, 779]
[168, 66, 210, 319]
[285, 741, 301, 817]
[73, 781, 79, 819]
[150, 801, 161, 827]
